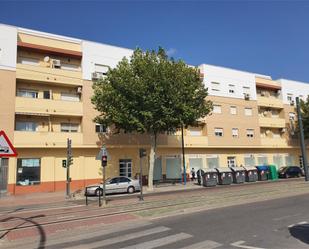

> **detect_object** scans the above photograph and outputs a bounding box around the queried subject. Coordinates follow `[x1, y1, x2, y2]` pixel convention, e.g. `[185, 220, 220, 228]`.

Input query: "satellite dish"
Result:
[44, 56, 50, 62]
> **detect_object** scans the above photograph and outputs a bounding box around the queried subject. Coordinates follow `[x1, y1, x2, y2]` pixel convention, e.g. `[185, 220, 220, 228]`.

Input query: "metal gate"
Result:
[0, 158, 8, 193]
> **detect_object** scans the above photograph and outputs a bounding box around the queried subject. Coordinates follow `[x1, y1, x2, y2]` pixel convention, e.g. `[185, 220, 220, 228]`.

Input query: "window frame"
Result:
[214, 128, 224, 137]
[246, 129, 254, 138]
[16, 158, 41, 186]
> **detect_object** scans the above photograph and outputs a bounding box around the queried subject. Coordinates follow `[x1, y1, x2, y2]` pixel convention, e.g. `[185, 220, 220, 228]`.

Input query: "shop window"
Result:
[16, 158, 41, 186]
[244, 155, 255, 166]
[206, 156, 219, 169]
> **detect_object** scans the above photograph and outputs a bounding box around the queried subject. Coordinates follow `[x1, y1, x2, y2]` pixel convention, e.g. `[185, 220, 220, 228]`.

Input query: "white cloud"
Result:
[166, 48, 177, 57]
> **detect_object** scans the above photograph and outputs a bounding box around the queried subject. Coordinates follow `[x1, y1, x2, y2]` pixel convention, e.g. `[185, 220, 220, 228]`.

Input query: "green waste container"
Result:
[268, 165, 278, 180]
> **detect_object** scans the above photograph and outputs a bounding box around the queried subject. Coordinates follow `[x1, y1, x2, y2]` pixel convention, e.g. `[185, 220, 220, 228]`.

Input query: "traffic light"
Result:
[139, 148, 146, 158]
[68, 155, 73, 166]
[101, 155, 107, 167]
[62, 159, 67, 168]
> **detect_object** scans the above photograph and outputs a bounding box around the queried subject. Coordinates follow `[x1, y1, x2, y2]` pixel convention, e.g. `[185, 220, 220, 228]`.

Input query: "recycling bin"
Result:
[268, 165, 278, 180]
[202, 169, 218, 187]
[215, 167, 233, 185]
[197, 169, 205, 185]
[242, 166, 258, 182]
[256, 166, 270, 181]
[230, 167, 246, 184]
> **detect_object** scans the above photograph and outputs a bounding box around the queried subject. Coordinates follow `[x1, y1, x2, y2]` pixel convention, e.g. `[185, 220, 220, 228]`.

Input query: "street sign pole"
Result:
[0, 157, 2, 199]
[66, 138, 72, 198]
[102, 165, 106, 206]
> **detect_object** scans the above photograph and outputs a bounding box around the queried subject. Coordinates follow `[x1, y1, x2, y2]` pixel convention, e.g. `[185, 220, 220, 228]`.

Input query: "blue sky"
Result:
[1, 0, 309, 82]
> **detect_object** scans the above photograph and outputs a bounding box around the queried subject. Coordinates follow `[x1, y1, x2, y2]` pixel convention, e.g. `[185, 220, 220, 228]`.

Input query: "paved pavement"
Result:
[1, 178, 309, 248]
[3, 194, 309, 249]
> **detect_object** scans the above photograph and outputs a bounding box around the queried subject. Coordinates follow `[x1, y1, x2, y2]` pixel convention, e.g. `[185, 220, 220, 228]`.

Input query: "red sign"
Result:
[0, 130, 17, 157]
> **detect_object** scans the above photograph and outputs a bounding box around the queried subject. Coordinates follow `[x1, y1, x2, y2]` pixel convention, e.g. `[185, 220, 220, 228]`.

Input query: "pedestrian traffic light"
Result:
[102, 155, 107, 167]
[62, 159, 67, 168]
[139, 148, 146, 158]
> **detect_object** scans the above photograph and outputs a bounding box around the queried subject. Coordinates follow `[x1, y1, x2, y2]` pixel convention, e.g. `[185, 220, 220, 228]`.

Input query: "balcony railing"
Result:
[16, 63, 83, 86]
[257, 96, 283, 109]
[14, 131, 83, 148]
[259, 117, 286, 128]
[15, 97, 83, 116]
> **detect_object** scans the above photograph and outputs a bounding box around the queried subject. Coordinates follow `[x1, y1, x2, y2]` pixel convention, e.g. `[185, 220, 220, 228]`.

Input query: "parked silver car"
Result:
[85, 176, 141, 196]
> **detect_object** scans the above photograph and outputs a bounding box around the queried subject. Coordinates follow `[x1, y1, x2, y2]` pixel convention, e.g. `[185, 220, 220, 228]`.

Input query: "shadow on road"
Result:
[0, 215, 46, 249]
[289, 224, 309, 244]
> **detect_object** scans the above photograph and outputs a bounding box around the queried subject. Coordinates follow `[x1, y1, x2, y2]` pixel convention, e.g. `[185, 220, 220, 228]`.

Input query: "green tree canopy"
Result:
[92, 47, 212, 189]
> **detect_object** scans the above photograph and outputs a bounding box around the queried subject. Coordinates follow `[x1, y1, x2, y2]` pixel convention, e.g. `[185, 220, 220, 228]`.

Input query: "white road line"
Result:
[120, 232, 192, 249]
[62, 226, 170, 249]
[178, 240, 222, 249]
[230, 240, 267, 249]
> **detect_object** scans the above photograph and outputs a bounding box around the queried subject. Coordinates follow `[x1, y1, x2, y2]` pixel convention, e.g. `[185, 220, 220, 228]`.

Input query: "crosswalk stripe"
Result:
[62, 226, 170, 249]
[178, 240, 222, 249]
[120, 232, 192, 249]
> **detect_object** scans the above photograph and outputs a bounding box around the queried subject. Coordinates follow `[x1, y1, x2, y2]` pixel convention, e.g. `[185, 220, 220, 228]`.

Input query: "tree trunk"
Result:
[148, 133, 157, 191]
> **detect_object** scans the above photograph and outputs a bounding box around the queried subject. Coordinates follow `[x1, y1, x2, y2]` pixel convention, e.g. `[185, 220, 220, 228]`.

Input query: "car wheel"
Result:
[127, 186, 135, 194]
[95, 188, 103, 196]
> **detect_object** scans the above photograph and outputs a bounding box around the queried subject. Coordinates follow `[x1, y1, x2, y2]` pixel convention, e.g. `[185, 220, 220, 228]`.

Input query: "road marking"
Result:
[230, 240, 267, 249]
[62, 226, 170, 249]
[178, 240, 222, 249]
[120, 232, 192, 249]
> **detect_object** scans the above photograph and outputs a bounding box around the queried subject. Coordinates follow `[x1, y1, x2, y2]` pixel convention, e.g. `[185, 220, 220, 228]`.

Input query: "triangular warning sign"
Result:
[0, 130, 17, 157]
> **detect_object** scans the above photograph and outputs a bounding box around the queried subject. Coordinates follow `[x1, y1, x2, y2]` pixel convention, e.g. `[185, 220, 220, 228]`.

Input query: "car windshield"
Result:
[279, 167, 288, 172]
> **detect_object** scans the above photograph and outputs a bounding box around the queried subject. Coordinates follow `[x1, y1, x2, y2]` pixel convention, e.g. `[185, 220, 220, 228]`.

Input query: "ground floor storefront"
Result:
[3, 147, 305, 195]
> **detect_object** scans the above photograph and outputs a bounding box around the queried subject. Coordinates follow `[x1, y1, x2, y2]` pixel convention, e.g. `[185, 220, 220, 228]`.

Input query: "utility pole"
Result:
[296, 97, 309, 181]
[101, 152, 108, 206]
[66, 138, 73, 197]
[139, 148, 146, 201]
[181, 125, 186, 185]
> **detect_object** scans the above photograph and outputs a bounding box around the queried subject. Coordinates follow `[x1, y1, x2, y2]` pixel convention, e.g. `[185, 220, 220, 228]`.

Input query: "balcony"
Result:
[260, 138, 288, 147]
[259, 117, 286, 128]
[14, 131, 83, 148]
[257, 96, 283, 109]
[16, 64, 83, 86]
[15, 97, 83, 116]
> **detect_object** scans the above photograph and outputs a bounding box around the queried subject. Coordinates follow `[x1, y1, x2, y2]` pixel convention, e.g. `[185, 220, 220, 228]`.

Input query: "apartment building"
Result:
[0, 23, 308, 195]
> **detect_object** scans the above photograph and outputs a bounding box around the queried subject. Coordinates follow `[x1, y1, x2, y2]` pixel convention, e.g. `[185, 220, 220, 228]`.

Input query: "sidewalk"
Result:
[0, 178, 304, 210]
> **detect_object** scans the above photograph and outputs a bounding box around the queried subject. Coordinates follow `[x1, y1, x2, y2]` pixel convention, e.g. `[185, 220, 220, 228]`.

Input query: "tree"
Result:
[300, 96, 309, 138]
[92, 47, 212, 190]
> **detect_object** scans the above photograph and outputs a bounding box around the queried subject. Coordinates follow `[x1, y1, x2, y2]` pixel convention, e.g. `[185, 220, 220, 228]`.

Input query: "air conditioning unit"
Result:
[266, 130, 271, 135]
[261, 92, 265, 96]
[281, 128, 286, 133]
[52, 59, 61, 68]
[290, 100, 295, 106]
[77, 86, 82, 93]
[244, 93, 250, 100]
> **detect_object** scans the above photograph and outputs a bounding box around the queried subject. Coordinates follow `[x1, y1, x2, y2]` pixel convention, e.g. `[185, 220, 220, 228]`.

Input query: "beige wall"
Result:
[205, 96, 261, 146]
[0, 69, 16, 140]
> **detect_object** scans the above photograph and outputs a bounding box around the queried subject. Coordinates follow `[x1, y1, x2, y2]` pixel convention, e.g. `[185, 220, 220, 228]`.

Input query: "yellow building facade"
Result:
[0, 24, 307, 195]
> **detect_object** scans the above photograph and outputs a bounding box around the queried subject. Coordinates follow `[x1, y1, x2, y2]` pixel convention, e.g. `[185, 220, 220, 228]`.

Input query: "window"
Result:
[244, 108, 253, 116]
[211, 82, 220, 91]
[61, 63, 79, 71]
[95, 64, 109, 75]
[16, 122, 37, 132]
[244, 155, 255, 166]
[257, 155, 268, 165]
[16, 158, 40, 186]
[213, 105, 222, 114]
[289, 112, 296, 121]
[287, 93, 293, 102]
[20, 57, 39, 66]
[43, 90, 51, 99]
[206, 155, 219, 169]
[230, 106, 237, 115]
[243, 86, 250, 94]
[188, 127, 202, 136]
[232, 128, 239, 138]
[119, 159, 132, 177]
[246, 129, 254, 138]
[95, 124, 107, 133]
[228, 84, 235, 94]
[61, 93, 80, 102]
[214, 128, 223, 137]
[61, 123, 79, 132]
[17, 89, 38, 98]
